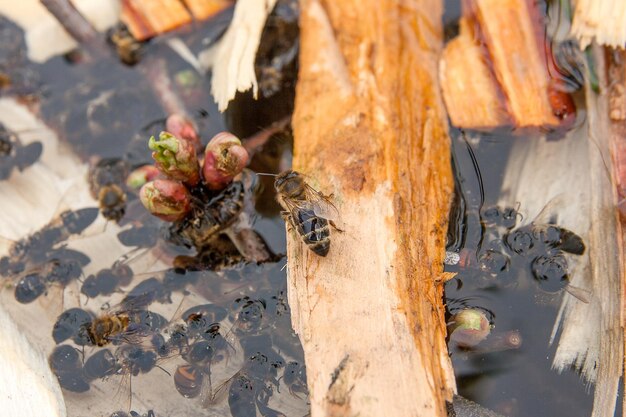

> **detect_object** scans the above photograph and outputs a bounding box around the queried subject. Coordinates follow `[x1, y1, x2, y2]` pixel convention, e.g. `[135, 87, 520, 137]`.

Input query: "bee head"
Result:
[275, 170, 303, 197]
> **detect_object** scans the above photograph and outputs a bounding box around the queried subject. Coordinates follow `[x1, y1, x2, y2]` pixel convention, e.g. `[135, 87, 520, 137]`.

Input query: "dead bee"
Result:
[168, 180, 245, 249]
[82, 309, 168, 347]
[0, 207, 98, 277]
[108, 24, 143, 66]
[81, 260, 134, 299]
[49, 344, 90, 393]
[0, 122, 43, 180]
[14, 248, 90, 304]
[274, 170, 339, 257]
[88, 158, 129, 222]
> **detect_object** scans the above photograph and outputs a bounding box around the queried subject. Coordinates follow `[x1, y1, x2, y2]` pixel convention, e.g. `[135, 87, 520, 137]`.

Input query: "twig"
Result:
[141, 57, 191, 120]
[242, 116, 291, 160]
[40, 0, 109, 55]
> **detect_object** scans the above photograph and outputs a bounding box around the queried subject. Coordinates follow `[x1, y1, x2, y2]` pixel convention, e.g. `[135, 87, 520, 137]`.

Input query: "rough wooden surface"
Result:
[287, 1, 455, 416]
[468, 0, 558, 127]
[572, 0, 626, 48]
[605, 48, 626, 417]
[440, 18, 510, 129]
[121, 0, 192, 40]
[183, 0, 232, 21]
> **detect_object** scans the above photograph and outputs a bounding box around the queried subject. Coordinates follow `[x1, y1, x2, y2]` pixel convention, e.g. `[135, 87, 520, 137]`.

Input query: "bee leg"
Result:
[280, 211, 294, 232]
[329, 220, 344, 233]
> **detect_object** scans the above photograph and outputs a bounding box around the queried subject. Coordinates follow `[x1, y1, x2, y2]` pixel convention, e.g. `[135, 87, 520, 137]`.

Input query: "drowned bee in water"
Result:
[88, 158, 130, 222]
[273, 170, 340, 257]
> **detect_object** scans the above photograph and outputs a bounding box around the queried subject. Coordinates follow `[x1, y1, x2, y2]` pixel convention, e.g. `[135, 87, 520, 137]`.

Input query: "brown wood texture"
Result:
[183, 0, 232, 21]
[121, 0, 192, 41]
[470, 0, 558, 127]
[440, 18, 510, 129]
[606, 49, 626, 417]
[288, 1, 456, 416]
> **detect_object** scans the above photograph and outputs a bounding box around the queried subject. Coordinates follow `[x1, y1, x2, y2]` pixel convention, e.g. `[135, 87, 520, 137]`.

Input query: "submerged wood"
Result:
[500, 45, 623, 417]
[288, 1, 455, 416]
[605, 48, 626, 417]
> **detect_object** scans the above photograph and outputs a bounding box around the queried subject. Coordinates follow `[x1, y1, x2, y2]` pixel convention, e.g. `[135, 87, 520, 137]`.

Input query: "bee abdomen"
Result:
[306, 238, 330, 256]
[295, 210, 331, 257]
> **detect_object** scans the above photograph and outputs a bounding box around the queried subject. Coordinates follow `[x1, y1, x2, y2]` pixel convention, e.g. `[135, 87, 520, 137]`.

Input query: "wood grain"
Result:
[288, 1, 455, 416]
[440, 18, 510, 129]
[470, 0, 558, 127]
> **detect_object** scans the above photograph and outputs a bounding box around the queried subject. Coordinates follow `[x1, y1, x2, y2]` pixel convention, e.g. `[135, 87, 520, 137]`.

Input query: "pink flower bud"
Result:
[202, 132, 249, 190]
[126, 165, 161, 190]
[165, 114, 202, 152]
[139, 179, 191, 222]
[448, 308, 492, 348]
[149, 132, 200, 185]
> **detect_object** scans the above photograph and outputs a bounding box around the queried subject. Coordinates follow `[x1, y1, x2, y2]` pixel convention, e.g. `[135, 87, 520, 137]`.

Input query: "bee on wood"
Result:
[274, 170, 340, 257]
[88, 158, 129, 222]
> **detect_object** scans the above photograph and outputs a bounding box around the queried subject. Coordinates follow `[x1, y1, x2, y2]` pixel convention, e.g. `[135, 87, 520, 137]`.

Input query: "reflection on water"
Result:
[445, 128, 594, 417]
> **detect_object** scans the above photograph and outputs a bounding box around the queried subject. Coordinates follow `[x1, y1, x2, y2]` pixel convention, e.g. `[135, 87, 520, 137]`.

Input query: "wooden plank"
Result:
[287, 1, 455, 416]
[182, 0, 233, 21]
[572, 0, 626, 48]
[470, 0, 559, 127]
[440, 18, 510, 129]
[121, 0, 157, 41]
[605, 48, 626, 417]
[121, 0, 192, 41]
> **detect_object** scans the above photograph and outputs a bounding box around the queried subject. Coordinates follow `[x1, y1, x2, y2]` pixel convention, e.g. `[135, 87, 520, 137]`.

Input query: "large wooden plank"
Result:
[287, 1, 455, 416]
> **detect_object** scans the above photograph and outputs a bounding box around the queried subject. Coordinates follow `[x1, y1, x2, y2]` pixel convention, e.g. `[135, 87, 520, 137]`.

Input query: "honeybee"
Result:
[108, 24, 143, 66]
[274, 170, 339, 257]
[81, 309, 168, 347]
[168, 179, 245, 249]
[88, 158, 129, 222]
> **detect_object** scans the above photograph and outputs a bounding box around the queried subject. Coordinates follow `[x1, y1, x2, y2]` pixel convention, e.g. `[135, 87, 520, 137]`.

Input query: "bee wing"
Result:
[531, 193, 566, 225]
[564, 285, 592, 304]
[303, 184, 340, 222]
[202, 371, 239, 407]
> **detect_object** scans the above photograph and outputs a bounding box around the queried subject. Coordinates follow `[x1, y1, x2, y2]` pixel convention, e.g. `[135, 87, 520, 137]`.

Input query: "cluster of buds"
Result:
[135, 122, 249, 222]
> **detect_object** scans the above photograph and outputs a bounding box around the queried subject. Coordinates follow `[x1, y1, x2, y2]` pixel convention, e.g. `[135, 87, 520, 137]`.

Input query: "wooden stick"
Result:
[287, 1, 455, 416]
[40, 0, 108, 54]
